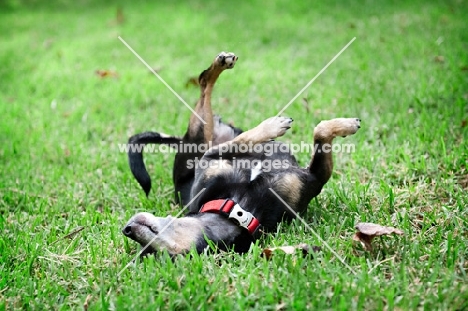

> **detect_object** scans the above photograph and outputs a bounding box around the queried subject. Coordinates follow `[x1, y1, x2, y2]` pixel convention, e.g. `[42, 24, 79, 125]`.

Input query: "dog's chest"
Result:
[200, 159, 235, 181]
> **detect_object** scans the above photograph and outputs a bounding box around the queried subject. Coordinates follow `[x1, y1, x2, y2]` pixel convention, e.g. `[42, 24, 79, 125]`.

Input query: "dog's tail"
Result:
[128, 132, 182, 196]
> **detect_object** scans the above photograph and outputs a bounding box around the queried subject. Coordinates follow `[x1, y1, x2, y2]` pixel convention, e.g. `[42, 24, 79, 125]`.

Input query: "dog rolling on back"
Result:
[123, 52, 361, 255]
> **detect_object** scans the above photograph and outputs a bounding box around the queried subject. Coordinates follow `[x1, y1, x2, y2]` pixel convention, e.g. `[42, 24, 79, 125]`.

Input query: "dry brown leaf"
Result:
[355, 222, 404, 236]
[116, 7, 124, 24]
[353, 222, 404, 251]
[434, 55, 445, 63]
[262, 243, 320, 259]
[95, 70, 119, 78]
[353, 232, 374, 251]
[108, 7, 124, 26]
[185, 77, 199, 88]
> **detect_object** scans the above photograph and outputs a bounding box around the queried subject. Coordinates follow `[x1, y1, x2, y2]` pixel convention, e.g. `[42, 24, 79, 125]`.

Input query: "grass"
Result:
[1, 0, 467, 309]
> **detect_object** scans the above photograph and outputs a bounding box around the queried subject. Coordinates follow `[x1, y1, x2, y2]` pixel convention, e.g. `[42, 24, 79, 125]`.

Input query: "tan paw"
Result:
[261, 116, 293, 139]
[315, 118, 361, 139]
[334, 117, 361, 137]
[214, 52, 238, 69]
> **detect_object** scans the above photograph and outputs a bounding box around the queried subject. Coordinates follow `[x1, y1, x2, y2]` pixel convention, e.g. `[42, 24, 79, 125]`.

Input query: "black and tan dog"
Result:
[123, 52, 361, 255]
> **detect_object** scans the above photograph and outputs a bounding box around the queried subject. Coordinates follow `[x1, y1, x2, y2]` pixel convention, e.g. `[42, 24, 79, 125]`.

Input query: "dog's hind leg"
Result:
[172, 52, 238, 204]
[129, 53, 238, 201]
[307, 118, 361, 191]
[185, 52, 238, 144]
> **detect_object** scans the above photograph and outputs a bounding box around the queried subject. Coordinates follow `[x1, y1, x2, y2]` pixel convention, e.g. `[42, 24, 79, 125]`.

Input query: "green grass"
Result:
[1, 0, 467, 309]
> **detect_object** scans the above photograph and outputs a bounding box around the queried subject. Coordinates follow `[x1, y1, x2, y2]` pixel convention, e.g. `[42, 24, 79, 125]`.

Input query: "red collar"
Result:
[199, 199, 262, 237]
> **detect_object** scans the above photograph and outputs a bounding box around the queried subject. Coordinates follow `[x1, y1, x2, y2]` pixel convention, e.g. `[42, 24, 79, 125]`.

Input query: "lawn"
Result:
[1, 0, 467, 310]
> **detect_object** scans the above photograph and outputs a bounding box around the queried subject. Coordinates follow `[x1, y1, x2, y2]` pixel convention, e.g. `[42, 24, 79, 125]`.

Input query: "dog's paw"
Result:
[335, 118, 361, 137]
[261, 116, 293, 139]
[315, 118, 361, 139]
[214, 52, 238, 69]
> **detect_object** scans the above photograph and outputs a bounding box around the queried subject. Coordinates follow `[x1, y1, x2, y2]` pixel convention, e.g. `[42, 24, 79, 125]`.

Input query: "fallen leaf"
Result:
[95, 70, 119, 78]
[262, 243, 320, 259]
[356, 222, 404, 236]
[461, 120, 467, 128]
[353, 232, 374, 251]
[185, 77, 199, 88]
[116, 7, 124, 24]
[108, 7, 124, 26]
[434, 55, 445, 63]
[353, 222, 404, 251]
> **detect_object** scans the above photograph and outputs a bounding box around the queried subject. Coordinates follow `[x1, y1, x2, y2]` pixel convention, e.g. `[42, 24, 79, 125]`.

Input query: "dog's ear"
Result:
[128, 132, 182, 196]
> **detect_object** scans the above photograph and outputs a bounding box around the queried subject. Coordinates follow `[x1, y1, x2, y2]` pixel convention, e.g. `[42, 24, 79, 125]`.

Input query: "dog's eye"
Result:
[150, 226, 159, 235]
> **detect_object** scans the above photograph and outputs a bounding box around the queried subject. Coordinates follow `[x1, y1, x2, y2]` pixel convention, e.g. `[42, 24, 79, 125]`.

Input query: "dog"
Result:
[123, 52, 361, 256]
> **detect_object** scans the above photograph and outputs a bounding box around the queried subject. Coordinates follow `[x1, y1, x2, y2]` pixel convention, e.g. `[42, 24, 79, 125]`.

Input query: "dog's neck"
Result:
[199, 199, 262, 239]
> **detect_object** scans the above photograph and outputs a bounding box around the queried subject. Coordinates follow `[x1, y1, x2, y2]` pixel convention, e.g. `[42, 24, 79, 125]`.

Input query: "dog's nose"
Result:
[122, 225, 133, 237]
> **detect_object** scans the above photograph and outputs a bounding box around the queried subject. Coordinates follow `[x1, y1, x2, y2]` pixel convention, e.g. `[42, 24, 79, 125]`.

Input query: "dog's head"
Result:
[122, 212, 168, 255]
[122, 210, 256, 255]
[122, 212, 207, 256]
